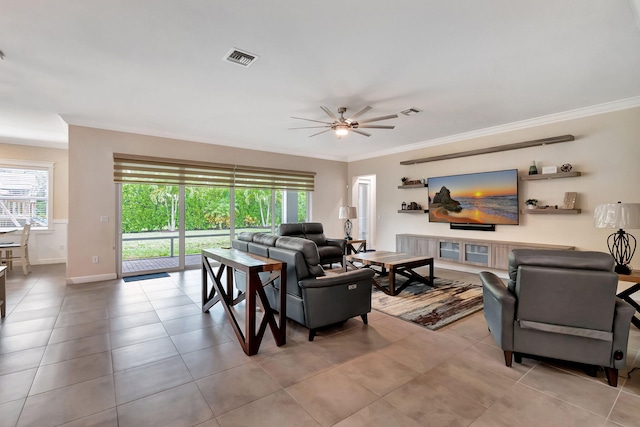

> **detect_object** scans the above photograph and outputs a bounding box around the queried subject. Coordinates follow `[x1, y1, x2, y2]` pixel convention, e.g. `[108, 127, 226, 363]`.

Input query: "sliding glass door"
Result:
[118, 183, 310, 277]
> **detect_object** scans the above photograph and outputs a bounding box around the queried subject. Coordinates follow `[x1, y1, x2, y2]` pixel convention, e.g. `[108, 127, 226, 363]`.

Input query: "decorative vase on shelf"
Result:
[528, 161, 538, 175]
[401, 201, 407, 210]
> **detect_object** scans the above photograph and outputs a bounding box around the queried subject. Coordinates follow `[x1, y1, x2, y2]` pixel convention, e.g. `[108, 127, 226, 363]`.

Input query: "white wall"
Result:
[348, 107, 640, 269]
[67, 126, 349, 283]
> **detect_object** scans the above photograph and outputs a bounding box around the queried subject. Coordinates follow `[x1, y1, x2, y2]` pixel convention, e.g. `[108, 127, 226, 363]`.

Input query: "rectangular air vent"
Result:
[223, 48, 259, 67]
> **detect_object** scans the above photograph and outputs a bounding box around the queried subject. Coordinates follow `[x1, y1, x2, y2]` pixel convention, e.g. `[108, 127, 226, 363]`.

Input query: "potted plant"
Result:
[401, 177, 408, 184]
[525, 199, 538, 209]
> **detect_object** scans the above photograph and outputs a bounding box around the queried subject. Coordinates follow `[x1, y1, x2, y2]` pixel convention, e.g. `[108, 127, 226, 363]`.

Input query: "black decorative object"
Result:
[594, 202, 640, 275]
[528, 161, 538, 175]
[561, 163, 573, 172]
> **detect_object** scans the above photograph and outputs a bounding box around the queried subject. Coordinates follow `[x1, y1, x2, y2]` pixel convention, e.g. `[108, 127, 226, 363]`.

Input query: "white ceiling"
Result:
[2, 0, 640, 162]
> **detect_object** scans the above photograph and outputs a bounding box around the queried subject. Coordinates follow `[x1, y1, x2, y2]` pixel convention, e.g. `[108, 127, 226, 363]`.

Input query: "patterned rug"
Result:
[370, 275, 484, 330]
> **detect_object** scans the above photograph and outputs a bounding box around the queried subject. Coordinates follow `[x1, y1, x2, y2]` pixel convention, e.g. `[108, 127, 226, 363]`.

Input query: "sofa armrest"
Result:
[480, 271, 516, 351]
[299, 269, 374, 288]
[326, 238, 347, 251]
[611, 298, 635, 369]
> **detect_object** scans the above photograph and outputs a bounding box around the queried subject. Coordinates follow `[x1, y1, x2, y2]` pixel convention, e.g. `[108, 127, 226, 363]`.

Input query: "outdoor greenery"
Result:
[121, 184, 307, 260]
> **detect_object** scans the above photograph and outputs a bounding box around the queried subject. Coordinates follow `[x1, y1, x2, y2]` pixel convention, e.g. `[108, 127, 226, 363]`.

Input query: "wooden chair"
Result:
[0, 224, 31, 275]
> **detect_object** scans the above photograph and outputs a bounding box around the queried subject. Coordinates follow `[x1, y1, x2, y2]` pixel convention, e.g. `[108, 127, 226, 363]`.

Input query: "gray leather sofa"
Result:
[480, 249, 634, 387]
[232, 232, 374, 340]
[277, 222, 346, 267]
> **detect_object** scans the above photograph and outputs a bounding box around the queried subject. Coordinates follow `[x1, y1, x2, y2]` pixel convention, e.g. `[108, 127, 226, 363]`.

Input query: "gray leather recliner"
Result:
[277, 222, 346, 267]
[232, 232, 374, 341]
[480, 249, 635, 387]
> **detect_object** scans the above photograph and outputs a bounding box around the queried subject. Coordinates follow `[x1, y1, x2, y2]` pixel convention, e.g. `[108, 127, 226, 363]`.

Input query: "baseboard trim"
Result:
[33, 258, 66, 265]
[66, 273, 118, 285]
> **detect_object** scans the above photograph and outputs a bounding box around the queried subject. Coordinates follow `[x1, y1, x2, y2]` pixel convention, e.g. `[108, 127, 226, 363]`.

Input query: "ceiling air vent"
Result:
[223, 48, 259, 67]
[400, 107, 422, 116]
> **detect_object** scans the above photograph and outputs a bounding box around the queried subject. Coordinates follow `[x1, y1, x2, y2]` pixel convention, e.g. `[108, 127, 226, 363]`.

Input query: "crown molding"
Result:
[347, 96, 640, 163]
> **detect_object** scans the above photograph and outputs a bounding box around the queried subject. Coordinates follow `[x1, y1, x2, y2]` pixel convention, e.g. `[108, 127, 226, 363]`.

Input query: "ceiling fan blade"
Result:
[351, 129, 371, 137]
[320, 106, 338, 121]
[357, 125, 395, 129]
[357, 114, 399, 124]
[308, 129, 332, 137]
[346, 106, 372, 121]
[291, 116, 333, 125]
[289, 125, 332, 129]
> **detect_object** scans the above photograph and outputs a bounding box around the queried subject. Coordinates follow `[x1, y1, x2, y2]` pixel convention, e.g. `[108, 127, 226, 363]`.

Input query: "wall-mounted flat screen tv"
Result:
[428, 169, 519, 225]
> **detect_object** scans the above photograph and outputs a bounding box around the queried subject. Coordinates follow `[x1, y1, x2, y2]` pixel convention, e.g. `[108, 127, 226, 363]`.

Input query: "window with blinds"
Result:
[113, 154, 315, 191]
[0, 160, 53, 229]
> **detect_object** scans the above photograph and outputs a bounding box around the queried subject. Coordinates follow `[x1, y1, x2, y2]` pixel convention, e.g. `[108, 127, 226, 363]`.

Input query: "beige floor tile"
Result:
[460, 342, 537, 381]
[259, 346, 332, 388]
[162, 313, 217, 335]
[469, 383, 606, 427]
[427, 357, 516, 408]
[54, 308, 109, 328]
[111, 336, 179, 372]
[0, 368, 37, 404]
[181, 341, 252, 379]
[443, 310, 492, 341]
[519, 363, 620, 416]
[0, 317, 57, 338]
[338, 352, 420, 396]
[217, 389, 320, 427]
[40, 333, 111, 365]
[333, 398, 423, 427]
[114, 355, 193, 404]
[286, 369, 378, 427]
[384, 374, 487, 426]
[150, 295, 195, 310]
[30, 351, 113, 395]
[17, 375, 116, 427]
[170, 325, 231, 354]
[609, 390, 640, 426]
[107, 301, 155, 318]
[12, 297, 63, 312]
[57, 408, 118, 427]
[145, 288, 187, 300]
[106, 293, 149, 307]
[108, 310, 160, 332]
[0, 399, 25, 427]
[109, 322, 167, 349]
[156, 303, 202, 321]
[3, 306, 61, 324]
[0, 346, 45, 376]
[0, 329, 52, 354]
[194, 419, 221, 427]
[196, 363, 282, 416]
[48, 319, 110, 344]
[116, 383, 213, 427]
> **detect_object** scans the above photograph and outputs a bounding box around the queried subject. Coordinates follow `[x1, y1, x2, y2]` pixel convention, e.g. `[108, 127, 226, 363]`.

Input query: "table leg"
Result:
[617, 283, 640, 328]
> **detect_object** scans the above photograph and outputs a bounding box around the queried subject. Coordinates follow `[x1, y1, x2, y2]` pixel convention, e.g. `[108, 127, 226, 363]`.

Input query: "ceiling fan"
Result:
[290, 106, 398, 138]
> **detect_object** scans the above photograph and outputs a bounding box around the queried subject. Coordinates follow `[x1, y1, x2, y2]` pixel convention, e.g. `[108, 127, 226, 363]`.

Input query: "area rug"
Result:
[370, 275, 484, 330]
[123, 272, 170, 282]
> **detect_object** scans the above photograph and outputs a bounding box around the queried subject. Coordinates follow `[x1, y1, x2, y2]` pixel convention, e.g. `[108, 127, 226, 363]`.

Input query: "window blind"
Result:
[113, 154, 315, 191]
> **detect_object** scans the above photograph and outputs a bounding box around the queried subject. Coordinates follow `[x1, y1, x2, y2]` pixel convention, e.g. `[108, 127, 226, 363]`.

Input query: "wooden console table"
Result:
[201, 248, 286, 355]
[0, 265, 6, 317]
[345, 239, 366, 255]
[617, 270, 640, 328]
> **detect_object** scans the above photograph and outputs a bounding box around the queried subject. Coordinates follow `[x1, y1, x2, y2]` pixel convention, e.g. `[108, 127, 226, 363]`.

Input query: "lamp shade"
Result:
[339, 206, 357, 219]
[594, 203, 640, 229]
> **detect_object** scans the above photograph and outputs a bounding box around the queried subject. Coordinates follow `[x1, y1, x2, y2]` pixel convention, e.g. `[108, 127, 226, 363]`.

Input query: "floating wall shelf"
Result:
[398, 184, 428, 189]
[397, 210, 429, 214]
[521, 171, 581, 180]
[400, 135, 575, 165]
[524, 209, 581, 214]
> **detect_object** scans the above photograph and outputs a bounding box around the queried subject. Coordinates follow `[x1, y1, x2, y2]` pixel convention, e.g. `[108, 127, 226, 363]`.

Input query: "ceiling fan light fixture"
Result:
[335, 125, 349, 136]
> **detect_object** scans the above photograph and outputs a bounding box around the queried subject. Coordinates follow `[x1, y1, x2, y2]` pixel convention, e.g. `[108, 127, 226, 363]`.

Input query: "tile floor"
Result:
[2, 264, 640, 426]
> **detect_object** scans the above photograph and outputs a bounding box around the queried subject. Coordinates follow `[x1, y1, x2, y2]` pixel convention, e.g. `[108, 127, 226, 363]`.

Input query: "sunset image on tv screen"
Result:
[428, 169, 519, 225]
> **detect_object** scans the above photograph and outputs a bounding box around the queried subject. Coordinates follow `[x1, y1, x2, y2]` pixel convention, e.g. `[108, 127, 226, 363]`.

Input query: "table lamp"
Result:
[339, 206, 357, 240]
[594, 202, 640, 275]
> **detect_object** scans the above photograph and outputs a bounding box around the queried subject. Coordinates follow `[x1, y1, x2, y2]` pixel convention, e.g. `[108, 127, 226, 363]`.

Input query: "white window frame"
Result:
[0, 158, 54, 229]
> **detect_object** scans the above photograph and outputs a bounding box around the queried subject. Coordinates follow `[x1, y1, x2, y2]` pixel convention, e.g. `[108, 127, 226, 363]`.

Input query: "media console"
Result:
[396, 234, 574, 270]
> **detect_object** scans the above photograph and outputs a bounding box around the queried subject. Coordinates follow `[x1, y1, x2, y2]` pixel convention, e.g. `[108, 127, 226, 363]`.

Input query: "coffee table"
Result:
[344, 251, 434, 296]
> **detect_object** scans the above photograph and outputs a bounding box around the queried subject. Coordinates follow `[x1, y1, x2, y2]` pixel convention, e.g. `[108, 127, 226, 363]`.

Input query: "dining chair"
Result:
[0, 223, 32, 275]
